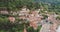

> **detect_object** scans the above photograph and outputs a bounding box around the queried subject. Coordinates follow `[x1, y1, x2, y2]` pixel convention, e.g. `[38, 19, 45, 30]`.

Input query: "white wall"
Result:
[56, 25, 60, 32]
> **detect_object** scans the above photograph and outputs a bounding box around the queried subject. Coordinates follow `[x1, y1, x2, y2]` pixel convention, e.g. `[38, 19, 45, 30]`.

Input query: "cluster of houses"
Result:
[0, 7, 60, 32]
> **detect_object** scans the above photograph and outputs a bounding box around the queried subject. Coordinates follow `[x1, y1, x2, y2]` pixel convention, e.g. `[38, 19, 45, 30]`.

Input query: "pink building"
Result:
[8, 17, 15, 23]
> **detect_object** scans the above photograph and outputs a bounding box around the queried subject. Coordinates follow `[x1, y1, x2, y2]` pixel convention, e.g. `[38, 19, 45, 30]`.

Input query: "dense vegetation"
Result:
[0, 0, 60, 14]
[0, 0, 40, 10]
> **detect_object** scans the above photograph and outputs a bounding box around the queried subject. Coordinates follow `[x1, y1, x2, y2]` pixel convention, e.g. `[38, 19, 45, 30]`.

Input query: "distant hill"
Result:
[35, 0, 60, 5]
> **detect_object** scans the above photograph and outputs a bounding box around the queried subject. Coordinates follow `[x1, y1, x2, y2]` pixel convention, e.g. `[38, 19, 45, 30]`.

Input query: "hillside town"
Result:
[0, 7, 60, 32]
[0, 0, 60, 32]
